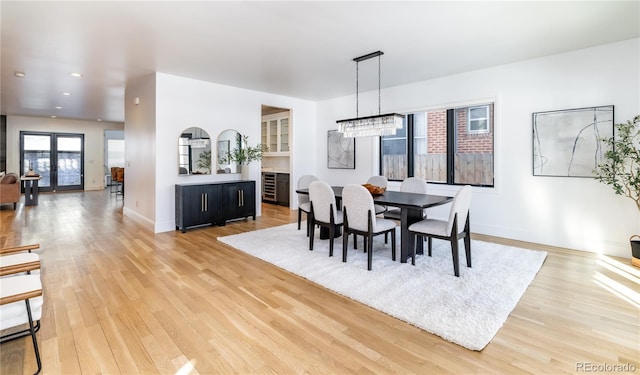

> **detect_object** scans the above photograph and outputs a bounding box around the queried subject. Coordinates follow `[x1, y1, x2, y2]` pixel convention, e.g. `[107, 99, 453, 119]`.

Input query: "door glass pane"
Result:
[56, 136, 82, 187]
[57, 137, 81, 151]
[57, 151, 81, 186]
[23, 135, 51, 187]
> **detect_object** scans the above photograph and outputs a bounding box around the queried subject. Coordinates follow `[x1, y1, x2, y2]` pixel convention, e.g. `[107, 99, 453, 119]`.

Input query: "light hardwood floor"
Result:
[1, 190, 638, 374]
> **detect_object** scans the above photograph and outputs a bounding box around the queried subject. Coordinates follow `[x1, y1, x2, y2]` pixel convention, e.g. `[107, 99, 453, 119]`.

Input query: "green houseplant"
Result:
[223, 135, 267, 165]
[221, 135, 267, 179]
[595, 114, 640, 266]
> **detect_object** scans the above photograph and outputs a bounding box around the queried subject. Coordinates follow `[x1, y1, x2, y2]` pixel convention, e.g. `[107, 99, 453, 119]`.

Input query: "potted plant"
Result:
[595, 114, 640, 266]
[223, 135, 267, 179]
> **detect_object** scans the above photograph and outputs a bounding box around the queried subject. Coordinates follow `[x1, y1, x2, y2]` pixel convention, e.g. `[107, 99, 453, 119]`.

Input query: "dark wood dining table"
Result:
[296, 186, 453, 263]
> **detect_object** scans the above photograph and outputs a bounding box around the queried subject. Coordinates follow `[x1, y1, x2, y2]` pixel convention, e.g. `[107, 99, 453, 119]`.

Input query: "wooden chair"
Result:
[308, 181, 343, 257]
[408, 185, 472, 277]
[296, 175, 319, 235]
[0, 243, 43, 374]
[0, 244, 40, 276]
[342, 184, 397, 271]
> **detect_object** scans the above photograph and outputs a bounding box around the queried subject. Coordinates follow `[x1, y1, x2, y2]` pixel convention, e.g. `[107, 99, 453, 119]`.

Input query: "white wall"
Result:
[316, 38, 640, 258]
[5, 116, 124, 191]
[123, 73, 158, 232]
[150, 73, 316, 233]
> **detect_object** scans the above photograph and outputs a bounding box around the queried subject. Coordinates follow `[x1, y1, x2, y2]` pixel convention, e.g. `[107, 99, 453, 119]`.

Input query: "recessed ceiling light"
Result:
[70, 72, 83, 78]
[55, 106, 62, 109]
[14, 71, 25, 78]
[97, 119, 102, 122]
[51, 115, 57, 118]
[62, 92, 71, 96]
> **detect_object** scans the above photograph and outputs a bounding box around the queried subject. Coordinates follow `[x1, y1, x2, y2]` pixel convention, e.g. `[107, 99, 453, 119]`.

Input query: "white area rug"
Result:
[218, 223, 547, 350]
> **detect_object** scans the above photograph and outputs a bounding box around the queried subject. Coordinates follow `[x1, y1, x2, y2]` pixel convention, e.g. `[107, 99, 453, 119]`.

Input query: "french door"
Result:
[20, 132, 84, 192]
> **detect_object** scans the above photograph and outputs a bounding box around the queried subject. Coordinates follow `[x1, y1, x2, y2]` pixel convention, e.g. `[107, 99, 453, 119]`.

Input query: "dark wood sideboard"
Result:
[175, 180, 256, 232]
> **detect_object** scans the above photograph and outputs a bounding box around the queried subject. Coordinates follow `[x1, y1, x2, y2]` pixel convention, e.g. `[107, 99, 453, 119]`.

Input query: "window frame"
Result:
[379, 101, 494, 187]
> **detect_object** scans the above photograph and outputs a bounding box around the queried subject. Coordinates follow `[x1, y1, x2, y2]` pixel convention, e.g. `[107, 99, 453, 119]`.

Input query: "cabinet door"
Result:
[276, 174, 289, 206]
[219, 182, 256, 224]
[176, 184, 218, 232]
[279, 118, 289, 152]
[269, 120, 278, 152]
[237, 181, 256, 218]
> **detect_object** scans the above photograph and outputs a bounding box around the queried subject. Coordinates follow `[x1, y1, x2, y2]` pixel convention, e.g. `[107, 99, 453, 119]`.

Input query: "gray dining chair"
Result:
[297, 175, 319, 235]
[366, 175, 388, 215]
[308, 181, 343, 257]
[342, 184, 397, 271]
[408, 185, 472, 277]
[384, 177, 429, 221]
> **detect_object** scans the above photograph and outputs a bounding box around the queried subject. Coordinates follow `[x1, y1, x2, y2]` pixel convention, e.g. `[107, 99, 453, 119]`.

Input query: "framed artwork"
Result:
[532, 105, 614, 177]
[327, 130, 355, 169]
[217, 140, 229, 164]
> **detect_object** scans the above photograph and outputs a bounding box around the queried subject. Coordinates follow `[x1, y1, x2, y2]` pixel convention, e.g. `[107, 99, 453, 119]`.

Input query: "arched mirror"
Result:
[178, 127, 211, 175]
[216, 129, 241, 174]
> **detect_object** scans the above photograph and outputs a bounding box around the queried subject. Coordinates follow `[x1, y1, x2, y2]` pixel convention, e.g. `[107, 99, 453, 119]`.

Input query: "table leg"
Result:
[399, 208, 424, 263]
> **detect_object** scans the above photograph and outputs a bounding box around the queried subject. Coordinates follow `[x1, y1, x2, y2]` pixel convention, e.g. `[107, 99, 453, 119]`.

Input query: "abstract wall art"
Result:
[532, 105, 614, 177]
[327, 130, 355, 169]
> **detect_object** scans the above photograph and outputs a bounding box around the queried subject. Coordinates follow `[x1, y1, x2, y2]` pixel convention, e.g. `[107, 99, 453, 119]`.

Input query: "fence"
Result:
[382, 153, 493, 186]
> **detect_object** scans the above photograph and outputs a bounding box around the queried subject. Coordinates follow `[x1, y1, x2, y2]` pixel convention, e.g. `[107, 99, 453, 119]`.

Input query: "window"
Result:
[380, 102, 494, 187]
[468, 105, 490, 134]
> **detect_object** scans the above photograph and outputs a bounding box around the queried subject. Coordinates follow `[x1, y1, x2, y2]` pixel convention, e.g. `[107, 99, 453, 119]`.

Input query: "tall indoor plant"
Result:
[223, 135, 267, 179]
[595, 114, 640, 266]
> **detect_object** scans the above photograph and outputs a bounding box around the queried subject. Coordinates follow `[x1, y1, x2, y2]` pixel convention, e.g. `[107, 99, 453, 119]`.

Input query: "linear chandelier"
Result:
[337, 51, 404, 138]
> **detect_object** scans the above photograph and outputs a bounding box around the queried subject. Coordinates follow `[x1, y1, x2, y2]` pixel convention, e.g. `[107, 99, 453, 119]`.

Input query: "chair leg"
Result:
[451, 238, 460, 277]
[391, 229, 396, 262]
[367, 234, 373, 271]
[297, 210, 302, 230]
[384, 232, 388, 244]
[309, 222, 315, 250]
[427, 237, 432, 256]
[25, 299, 42, 374]
[329, 225, 334, 257]
[353, 234, 357, 249]
[464, 234, 472, 268]
[342, 231, 349, 262]
[411, 233, 417, 265]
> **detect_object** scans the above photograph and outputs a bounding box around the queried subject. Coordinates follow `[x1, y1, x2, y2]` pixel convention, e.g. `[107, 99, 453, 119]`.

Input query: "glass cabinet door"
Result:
[269, 120, 278, 152]
[279, 118, 289, 152]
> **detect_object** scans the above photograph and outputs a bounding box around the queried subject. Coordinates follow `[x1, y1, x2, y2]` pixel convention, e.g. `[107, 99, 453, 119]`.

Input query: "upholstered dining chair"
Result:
[296, 175, 319, 234]
[366, 175, 389, 215]
[384, 177, 429, 221]
[408, 185, 472, 277]
[308, 181, 343, 257]
[342, 184, 398, 271]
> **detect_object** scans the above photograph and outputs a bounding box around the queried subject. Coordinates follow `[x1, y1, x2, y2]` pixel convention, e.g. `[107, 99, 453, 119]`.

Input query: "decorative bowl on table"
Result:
[362, 183, 386, 196]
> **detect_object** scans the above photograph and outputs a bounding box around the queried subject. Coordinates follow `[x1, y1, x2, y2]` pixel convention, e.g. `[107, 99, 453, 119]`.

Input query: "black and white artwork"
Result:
[532, 105, 614, 177]
[327, 130, 355, 169]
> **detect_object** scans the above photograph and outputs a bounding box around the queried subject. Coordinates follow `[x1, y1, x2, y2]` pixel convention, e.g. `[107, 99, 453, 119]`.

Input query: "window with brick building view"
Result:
[380, 103, 494, 187]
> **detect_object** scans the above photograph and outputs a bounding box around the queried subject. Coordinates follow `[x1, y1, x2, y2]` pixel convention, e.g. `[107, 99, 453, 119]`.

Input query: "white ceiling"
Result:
[1, 1, 638, 123]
